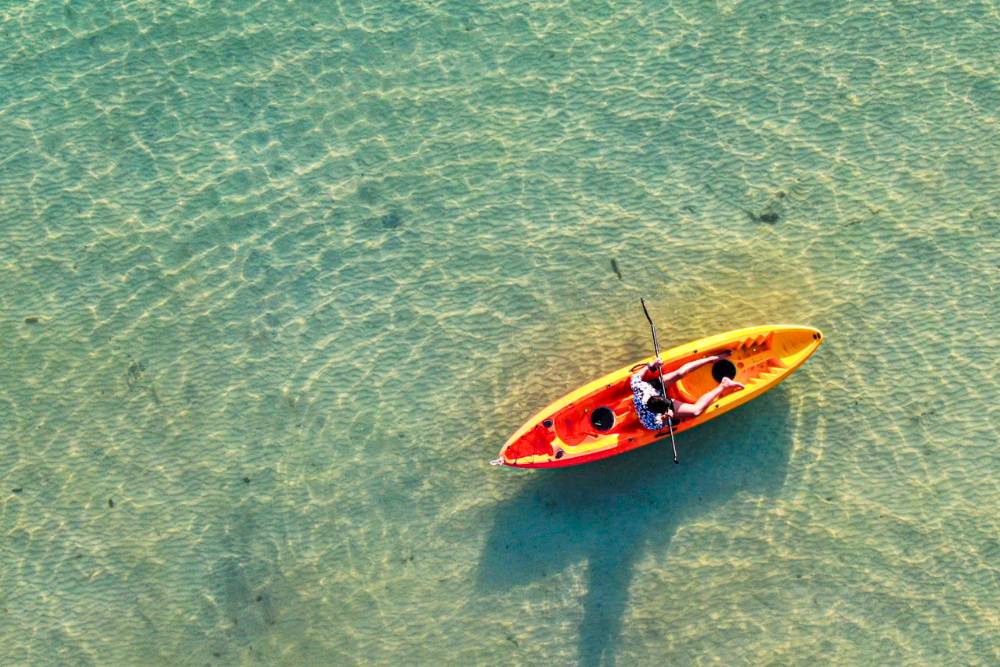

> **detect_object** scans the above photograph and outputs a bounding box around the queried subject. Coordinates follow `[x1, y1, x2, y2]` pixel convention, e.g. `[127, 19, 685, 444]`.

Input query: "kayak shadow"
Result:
[477, 387, 798, 666]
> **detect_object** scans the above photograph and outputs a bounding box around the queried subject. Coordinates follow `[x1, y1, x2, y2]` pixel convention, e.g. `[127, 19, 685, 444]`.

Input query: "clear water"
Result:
[1, 1, 998, 665]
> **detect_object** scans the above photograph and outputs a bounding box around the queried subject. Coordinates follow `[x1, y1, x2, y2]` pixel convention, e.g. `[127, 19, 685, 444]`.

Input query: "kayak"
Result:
[495, 325, 822, 468]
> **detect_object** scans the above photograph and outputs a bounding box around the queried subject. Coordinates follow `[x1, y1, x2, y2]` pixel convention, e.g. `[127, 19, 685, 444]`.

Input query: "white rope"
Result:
[489, 458, 504, 466]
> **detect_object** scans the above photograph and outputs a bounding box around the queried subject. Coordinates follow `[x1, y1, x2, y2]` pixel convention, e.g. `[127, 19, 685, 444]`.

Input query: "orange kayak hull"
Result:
[496, 325, 822, 468]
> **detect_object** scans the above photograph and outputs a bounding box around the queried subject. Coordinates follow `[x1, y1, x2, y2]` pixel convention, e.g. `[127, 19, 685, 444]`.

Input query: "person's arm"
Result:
[640, 358, 664, 383]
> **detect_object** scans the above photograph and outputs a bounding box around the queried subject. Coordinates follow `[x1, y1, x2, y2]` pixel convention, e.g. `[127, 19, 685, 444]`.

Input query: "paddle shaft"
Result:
[640, 298, 679, 464]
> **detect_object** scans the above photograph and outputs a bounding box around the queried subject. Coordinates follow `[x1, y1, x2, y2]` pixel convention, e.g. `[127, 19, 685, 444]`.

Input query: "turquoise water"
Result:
[1, 1, 998, 664]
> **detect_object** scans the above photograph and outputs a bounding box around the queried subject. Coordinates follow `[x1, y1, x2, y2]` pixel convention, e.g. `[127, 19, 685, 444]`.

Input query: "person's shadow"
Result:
[477, 387, 803, 666]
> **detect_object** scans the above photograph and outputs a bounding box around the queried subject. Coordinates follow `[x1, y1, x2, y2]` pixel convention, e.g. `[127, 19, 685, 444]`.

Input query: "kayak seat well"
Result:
[553, 378, 635, 444]
[554, 411, 590, 446]
[669, 380, 698, 404]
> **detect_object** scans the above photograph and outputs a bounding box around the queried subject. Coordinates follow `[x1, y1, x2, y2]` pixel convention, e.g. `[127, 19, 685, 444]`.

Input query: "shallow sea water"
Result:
[1, 1, 998, 665]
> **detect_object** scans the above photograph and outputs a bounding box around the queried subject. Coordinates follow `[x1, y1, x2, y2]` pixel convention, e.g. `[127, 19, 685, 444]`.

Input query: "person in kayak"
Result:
[631, 351, 745, 430]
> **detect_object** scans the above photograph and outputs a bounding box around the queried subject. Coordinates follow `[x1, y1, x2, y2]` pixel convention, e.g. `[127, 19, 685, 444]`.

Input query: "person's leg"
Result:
[674, 377, 744, 419]
[662, 350, 731, 384]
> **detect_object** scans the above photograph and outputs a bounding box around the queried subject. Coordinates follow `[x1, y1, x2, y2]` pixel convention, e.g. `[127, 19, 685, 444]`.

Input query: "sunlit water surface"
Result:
[1, 1, 998, 665]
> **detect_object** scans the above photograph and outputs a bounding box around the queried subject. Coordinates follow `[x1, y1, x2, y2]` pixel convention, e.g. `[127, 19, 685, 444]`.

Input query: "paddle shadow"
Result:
[477, 387, 800, 666]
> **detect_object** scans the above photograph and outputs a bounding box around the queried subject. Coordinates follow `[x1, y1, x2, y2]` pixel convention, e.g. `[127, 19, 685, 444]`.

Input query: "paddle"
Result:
[640, 298, 679, 464]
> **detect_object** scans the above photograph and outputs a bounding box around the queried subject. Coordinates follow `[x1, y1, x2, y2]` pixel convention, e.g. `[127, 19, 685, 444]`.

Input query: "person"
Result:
[630, 351, 745, 430]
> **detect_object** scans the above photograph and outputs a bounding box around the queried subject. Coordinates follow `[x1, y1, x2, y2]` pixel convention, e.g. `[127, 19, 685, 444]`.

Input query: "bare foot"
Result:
[720, 377, 744, 391]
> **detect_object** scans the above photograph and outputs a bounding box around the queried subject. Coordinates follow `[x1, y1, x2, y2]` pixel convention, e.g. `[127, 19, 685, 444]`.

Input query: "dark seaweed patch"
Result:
[380, 211, 402, 229]
[610, 258, 622, 280]
[747, 209, 780, 224]
[126, 359, 146, 389]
